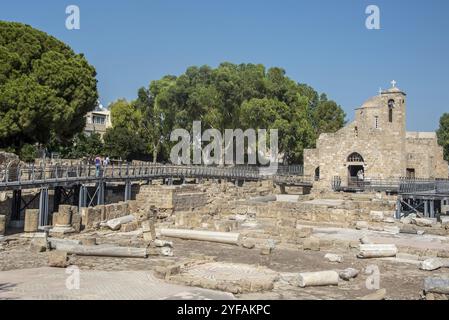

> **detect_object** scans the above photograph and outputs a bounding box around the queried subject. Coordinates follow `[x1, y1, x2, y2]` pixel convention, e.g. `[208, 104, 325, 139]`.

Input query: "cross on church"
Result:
[391, 80, 397, 88]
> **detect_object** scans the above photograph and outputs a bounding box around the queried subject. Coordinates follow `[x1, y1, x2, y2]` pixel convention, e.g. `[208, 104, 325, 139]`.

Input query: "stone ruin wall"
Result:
[131, 183, 410, 247]
[406, 134, 449, 178]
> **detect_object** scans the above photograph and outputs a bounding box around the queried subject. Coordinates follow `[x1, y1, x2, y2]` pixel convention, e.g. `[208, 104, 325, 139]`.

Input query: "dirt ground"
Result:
[1, 229, 445, 300]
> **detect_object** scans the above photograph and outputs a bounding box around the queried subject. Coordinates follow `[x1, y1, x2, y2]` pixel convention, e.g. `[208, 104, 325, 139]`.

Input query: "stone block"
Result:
[413, 218, 435, 227]
[370, 211, 384, 222]
[81, 237, 96, 246]
[260, 246, 272, 255]
[278, 217, 297, 228]
[58, 205, 72, 216]
[49, 226, 76, 236]
[30, 234, 48, 253]
[355, 221, 369, 230]
[0, 215, 6, 236]
[303, 237, 320, 251]
[241, 238, 255, 249]
[400, 224, 418, 234]
[24, 209, 39, 233]
[48, 251, 68, 268]
[339, 268, 359, 281]
[324, 253, 343, 263]
[143, 232, 156, 242]
[128, 200, 139, 214]
[440, 216, 449, 229]
[147, 247, 160, 256]
[82, 207, 102, 229]
[121, 221, 139, 232]
[71, 214, 81, 233]
[296, 227, 313, 238]
[383, 226, 400, 234]
[319, 239, 334, 249]
[52, 211, 71, 226]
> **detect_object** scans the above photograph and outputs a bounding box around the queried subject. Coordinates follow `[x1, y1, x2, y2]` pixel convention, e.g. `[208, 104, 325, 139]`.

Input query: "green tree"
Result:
[109, 99, 141, 129]
[311, 94, 346, 136]
[67, 133, 104, 159]
[121, 62, 344, 164]
[437, 113, 449, 162]
[0, 21, 98, 153]
[147, 63, 343, 163]
[135, 87, 163, 163]
[103, 126, 146, 161]
[240, 97, 315, 163]
[19, 143, 38, 162]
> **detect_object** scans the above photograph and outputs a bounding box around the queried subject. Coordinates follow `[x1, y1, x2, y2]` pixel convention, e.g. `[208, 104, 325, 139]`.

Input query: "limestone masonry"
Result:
[304, 83, 448, 190]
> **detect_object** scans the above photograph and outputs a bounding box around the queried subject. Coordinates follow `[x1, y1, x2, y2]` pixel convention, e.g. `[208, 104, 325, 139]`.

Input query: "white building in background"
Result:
[84, 101, 112, 138]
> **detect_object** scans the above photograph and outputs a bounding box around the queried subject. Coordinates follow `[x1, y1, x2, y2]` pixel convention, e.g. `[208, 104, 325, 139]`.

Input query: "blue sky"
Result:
[1, 0, 449, 131]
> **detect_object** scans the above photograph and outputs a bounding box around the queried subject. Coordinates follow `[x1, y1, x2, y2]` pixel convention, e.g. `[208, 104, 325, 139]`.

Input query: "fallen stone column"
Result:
[157, 228, 240, 245]
[101, 215, 135, 231]
[54, 243, 148, 258]
[357, 244, 397, 258]
[48, 238, 82, 250]
[153, 239, 173, 248]
[339, 268, 359, 281]
[424, 277, 449, 295]
[298, 270, 339, 288]
[360, 236, 373, 244]
[248, 195, 277, 203]
[420, 258, 449, 271]
[412, 218, 435, 227]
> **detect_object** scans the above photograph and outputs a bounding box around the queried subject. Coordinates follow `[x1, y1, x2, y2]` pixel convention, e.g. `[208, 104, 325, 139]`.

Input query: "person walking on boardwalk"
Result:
[95, 155, 102, 177]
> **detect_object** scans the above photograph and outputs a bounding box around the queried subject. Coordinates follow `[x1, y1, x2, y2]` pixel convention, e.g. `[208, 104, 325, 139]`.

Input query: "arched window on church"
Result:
[388, 99, 395, 123]
[347, 152, 364, 162]
[315, 167, 320, 181]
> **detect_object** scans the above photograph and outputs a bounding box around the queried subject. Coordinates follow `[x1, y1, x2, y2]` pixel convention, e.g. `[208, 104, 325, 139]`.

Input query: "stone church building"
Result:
[304, 82, 449, 189]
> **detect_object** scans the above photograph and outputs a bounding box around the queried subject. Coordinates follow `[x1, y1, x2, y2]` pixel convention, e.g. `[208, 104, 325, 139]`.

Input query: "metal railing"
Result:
[0, 162, 310, 190]
[332, 176, 449, 195]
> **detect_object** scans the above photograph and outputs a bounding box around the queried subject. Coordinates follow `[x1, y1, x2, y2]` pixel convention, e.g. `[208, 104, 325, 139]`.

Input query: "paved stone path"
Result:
[0, 267, 235, 300]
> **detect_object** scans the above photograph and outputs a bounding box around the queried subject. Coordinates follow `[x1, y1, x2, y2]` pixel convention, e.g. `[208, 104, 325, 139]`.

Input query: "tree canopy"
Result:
[112, 63, 345, 164]
[437, 113, 449, 162]
[0, 21, 98, 154]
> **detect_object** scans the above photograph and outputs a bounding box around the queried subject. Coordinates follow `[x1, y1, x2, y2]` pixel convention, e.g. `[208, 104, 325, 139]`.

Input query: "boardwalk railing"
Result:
[0, 162, 310, 190]
[332, 176, 449, 195]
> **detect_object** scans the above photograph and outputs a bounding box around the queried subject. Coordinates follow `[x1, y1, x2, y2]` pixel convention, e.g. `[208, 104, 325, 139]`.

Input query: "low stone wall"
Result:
[80, 202, 130, 230]
[135, 185, 207, 212]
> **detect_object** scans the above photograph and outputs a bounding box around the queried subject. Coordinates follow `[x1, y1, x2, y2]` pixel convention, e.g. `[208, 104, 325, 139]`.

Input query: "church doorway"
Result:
[346, 152, 365, 187]
[348, 165, 364, 187]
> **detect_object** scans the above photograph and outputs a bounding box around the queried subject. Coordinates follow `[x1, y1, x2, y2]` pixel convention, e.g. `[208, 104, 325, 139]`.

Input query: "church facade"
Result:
[304, 82, 449, 189]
